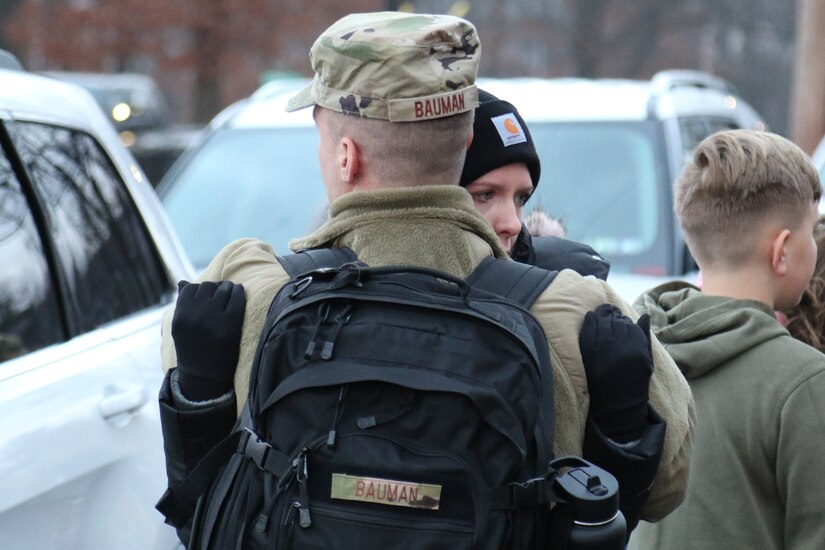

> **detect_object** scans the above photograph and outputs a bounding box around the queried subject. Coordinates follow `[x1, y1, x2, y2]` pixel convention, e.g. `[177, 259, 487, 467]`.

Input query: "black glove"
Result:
[579, 303, 653, 442]
[171, 280, 246, 400]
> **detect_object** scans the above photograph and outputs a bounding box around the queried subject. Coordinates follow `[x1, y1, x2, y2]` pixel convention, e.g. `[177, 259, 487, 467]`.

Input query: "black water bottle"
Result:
[550, 457, 626, 549]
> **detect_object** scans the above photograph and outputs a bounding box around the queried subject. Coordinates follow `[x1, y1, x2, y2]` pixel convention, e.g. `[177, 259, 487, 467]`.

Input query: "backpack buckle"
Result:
[241, 428, 271, 470]
[508, 477, 554, 508]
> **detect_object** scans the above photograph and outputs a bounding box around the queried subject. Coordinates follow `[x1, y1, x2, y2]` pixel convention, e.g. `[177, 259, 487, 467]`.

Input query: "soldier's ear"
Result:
[466, 129, 474, 150]
[338, 136, 361, 185]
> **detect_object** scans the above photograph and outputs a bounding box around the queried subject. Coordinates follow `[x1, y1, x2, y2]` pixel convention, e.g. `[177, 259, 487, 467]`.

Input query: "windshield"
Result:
[161, 121, 670, 274]
[160, 126, 328, 269]
[525, 121, 669, 274]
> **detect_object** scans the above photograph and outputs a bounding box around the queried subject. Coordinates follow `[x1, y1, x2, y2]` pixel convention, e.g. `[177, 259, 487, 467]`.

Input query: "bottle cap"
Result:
[552, 458, 620, 524]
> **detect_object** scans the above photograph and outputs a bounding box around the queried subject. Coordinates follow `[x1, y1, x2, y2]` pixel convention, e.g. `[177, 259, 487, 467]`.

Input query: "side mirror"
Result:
[0, 50, 23, 71]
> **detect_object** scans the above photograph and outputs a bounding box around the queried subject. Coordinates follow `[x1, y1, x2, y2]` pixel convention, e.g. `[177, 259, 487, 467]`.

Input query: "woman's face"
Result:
[464, 163, 533, 254]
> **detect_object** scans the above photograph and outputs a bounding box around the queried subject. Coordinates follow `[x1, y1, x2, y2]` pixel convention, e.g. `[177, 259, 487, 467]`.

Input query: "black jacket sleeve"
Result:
[582, 404, 667, 536]
[158, 369, 237, 544]
[511, 224, 610, 280]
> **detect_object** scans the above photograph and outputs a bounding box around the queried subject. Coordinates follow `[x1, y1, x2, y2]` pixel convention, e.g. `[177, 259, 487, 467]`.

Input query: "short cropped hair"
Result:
[785, 216, 825, 352]
[674, 130, 822, 268]
[321, 109, 474, 186]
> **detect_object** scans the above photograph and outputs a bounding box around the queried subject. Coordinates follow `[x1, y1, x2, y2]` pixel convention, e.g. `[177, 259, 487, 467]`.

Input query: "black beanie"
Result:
[459, 89, 541, 188]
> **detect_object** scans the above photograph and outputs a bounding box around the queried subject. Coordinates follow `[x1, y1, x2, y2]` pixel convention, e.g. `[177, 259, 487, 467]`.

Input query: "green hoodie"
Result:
[629, 281, 825, 550]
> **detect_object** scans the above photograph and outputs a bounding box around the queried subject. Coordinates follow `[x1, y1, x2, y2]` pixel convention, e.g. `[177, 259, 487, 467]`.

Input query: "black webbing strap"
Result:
[155, 428, 290, 529]
[466, 256, 558, 309]
[156, 430, 243, 528]
[277, 247, 359, 279]
[488, 475, 560, 510]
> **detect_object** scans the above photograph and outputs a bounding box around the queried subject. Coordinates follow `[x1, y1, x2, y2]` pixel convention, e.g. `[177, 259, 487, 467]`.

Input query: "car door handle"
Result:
[98, 384, 148, 420]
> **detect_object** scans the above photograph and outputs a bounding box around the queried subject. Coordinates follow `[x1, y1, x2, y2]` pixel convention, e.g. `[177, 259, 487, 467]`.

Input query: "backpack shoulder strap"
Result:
[276, 247, 358, 278]
[468, 256, 558, 475]
[466, 256, 558, 308]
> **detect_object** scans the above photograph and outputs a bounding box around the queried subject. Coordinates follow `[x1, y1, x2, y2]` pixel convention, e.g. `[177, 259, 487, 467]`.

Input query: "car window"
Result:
[678, 117, 739, 164]
[705, 118, 739, 135]
[160, 126, 328, 269]
[678, 118, 710, 164]
[7, 121, 169, 335]
[526, 121, 668, 274]
[0, 132, 63, 361]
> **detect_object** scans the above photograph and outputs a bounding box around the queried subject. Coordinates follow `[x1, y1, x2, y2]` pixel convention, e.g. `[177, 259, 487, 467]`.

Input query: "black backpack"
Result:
[165, 249, 569, 549]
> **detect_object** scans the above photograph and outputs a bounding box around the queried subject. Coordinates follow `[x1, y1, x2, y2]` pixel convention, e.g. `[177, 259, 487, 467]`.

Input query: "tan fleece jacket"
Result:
[161, 185, 694, 522]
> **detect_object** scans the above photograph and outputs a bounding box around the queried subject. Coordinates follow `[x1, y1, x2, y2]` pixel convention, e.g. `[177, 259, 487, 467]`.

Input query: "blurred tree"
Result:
[567, 0, 698, 77]
[0, 0, 802, 133]
[2, 0, 382, 123]
[412, 0, 794, 134]
[790, 0, 825, 153]
[0, 0, 23, 50]
[569, 0, 609, 77]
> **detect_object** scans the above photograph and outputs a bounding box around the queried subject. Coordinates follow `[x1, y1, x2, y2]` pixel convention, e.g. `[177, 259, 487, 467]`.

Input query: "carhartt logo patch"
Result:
[491, 113, 527, 146]
[330, 473, 441, 510]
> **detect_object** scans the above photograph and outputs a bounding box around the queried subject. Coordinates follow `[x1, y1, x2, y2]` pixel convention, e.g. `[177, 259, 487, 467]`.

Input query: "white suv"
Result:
[0, 54, 192, 548]
[479, 71, 765, 298]
[159, 72, 764, 300]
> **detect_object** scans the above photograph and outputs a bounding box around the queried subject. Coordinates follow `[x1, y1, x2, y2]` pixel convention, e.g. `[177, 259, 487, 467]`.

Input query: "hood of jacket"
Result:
[634, 281, 789, 380]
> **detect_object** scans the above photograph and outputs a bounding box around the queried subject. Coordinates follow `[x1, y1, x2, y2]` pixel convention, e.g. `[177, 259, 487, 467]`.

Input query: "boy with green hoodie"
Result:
[630, 129, 825, 550]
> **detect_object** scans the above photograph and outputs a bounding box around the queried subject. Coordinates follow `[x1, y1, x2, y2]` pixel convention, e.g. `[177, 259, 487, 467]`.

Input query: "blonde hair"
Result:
[321, 109, 474, 186]
[674, 130, 821, 268]
[784, 216, 825, 352]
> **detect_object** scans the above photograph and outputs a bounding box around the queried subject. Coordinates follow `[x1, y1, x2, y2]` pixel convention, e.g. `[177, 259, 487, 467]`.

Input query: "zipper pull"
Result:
[321, 304, 352, 360]
[276, 455, 300, 494]
[283, 501, 300, 527]
[305, 302, 331, 359]
[327, 386, 348, 448]
[296, 450, 312, 528]
[254, 512, 269, 533]
[357, 390, 415, 429]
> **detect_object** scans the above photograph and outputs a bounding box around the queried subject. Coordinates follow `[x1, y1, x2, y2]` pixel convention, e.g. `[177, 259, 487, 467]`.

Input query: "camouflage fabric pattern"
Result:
[286, 11, 480, 122]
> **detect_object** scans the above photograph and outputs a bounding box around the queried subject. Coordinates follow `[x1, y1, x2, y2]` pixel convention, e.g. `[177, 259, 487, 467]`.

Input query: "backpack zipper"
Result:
[270, 290, 545, 391]
[304, 302, 331, 359]
[304, 302, 353, 361]
[327, 386, 348, 448]
[277, 439, 328, 531]
[296, 450, 312, 527]
[357, 390, 415, 429]
[321, 304, 353, 360]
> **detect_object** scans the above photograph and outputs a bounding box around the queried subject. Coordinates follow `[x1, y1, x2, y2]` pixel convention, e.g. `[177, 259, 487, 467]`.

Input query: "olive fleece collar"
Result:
[290, 185, 509, 277]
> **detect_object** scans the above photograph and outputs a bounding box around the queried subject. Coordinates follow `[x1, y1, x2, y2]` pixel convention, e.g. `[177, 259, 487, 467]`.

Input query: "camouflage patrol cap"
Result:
[286, 11, 480, 122]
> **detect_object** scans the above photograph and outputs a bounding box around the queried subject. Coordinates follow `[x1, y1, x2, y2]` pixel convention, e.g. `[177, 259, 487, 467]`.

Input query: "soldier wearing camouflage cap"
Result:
[158, 10, 695, 548]
[286, 11, 480, 121]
